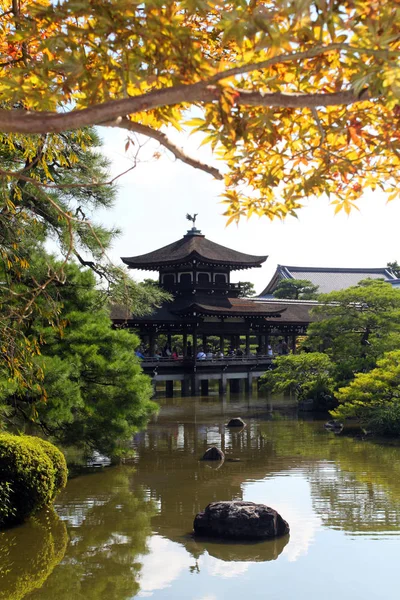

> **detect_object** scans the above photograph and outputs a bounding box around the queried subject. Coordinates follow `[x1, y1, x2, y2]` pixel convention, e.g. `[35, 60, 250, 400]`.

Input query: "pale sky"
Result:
[95, 127, 400, 295]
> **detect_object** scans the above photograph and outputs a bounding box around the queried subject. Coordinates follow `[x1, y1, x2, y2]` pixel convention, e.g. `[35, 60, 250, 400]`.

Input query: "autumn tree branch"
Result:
[108, 118, 223, 180]
[0, 43, 379, 135]
[0, 86, 369, 135]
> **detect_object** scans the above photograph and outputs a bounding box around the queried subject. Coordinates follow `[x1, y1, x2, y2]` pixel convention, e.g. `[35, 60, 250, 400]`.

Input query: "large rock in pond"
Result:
[227, 417, 246, 428]
[193, 501, 289, 540]
[202, 447, 224, 461]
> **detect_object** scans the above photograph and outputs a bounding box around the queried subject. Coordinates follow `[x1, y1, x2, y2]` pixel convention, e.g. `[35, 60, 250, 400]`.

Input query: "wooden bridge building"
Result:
[112, 225, 314, 395]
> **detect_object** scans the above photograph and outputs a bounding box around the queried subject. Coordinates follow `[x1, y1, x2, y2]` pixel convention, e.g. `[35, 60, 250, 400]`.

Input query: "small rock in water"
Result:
[202, 447, 225, 461]
[324, 420, 343, 433]
[227, 417, 246, 428]
[193, 501, 289, 540]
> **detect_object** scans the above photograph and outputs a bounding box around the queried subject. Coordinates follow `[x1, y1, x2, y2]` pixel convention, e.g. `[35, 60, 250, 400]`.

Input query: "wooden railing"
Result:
[139, 355, 273, 366]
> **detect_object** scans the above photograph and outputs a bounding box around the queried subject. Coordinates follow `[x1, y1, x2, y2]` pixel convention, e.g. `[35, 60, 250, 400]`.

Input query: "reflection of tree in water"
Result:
[0, 508, 67, 600]
[6, 398, 400, 600]
[134, 398, 400, 541]
[132, 415, 277, 540]
[261, 420, 400, 533]
[28, 466, 157, 600]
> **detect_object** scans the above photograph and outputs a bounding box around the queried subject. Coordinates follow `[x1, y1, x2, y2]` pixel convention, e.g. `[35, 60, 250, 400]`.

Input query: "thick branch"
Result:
[0, 42, 379, 135]
[0, 84, 367, 135]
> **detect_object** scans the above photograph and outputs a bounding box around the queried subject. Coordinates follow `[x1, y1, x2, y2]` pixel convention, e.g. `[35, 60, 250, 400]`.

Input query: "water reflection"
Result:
[0, 508, 67, 600]
[28, 467, 157, 600]
[3, 394, 400, 600]
[185, 534, 289, 562]
[132, 396, 400, 540]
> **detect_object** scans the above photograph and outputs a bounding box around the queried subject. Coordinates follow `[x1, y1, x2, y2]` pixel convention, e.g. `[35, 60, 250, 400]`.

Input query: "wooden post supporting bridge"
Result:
[139, 355, 274, 397]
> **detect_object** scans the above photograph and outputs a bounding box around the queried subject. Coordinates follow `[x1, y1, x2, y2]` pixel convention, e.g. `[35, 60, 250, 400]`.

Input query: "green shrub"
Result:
[261, 352, 335, 405]
[0, 434, 68, 528]
[0, 481, 15, 524]
[333, 350, 400, 435]
[31, 437, 68, 499]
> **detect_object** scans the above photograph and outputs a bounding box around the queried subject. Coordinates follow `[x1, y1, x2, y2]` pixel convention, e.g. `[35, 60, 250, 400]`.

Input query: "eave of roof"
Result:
[282, 265, 397, 277]
[172, 301, 285, 318]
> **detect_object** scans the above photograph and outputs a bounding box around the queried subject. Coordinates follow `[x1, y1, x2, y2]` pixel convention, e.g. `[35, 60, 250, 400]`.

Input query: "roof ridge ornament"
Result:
[186, 213, 198, 226]
[185, 212, 202, 236]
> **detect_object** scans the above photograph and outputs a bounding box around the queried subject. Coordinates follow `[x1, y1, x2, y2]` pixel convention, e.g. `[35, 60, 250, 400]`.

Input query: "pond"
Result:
[2, 393, 400, 600]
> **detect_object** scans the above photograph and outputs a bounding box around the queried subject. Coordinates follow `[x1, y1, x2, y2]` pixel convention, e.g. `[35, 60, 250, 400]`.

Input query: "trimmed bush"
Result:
[31, 437, 68, 499]
[0, 434, 68, 528]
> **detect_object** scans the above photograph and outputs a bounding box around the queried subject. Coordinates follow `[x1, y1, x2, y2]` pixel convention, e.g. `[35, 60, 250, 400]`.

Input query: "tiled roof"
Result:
[111, 296, 314, 324]
[249, 298, 316, 323]
[260, 265, 396, 295]
[173, 298, 285, 317]
[122, 229, 267, 271]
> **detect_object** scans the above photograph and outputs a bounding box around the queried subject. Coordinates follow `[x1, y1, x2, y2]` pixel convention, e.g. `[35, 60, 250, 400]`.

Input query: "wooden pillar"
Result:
[181, 377, 190, 396]
[219, 334, 225, 353]
[219, 374, 227, 395]
[245, 373, 253, 393]
[166, 380, 174, 397]
[201, 379, 209, 396]
[191, 373, 200, 396]
[245, 333, 250, 356]
[167, 333, 172, 346]
[149, 334, 155, 356]
[193, 326, 198, 359]
[291, 334, 297, 354]
[202, 334, 207, 348]
[183, 331, 188, 356]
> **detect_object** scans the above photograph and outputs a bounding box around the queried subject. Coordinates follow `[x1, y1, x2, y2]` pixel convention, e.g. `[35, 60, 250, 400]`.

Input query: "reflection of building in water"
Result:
[133, 400, 400, 544]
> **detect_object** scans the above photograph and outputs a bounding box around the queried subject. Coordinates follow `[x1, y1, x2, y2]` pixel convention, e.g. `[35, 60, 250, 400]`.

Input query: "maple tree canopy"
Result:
[2, 0, 400, 221]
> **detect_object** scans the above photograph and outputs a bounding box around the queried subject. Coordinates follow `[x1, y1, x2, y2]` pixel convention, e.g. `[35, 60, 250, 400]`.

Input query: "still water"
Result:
[2, 393, 400, 600]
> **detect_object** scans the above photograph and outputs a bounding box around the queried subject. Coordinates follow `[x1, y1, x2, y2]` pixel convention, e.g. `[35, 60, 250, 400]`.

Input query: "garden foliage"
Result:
[0, 252, 157, 456]
[333, 351, 400, 436]
[0, 433, 67, 528]
[265, 280, 400, 435]
[261, 352, 335, 404]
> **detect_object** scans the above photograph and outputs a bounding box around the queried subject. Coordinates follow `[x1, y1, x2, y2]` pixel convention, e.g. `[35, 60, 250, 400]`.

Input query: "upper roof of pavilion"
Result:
[121, 227, 268, 272]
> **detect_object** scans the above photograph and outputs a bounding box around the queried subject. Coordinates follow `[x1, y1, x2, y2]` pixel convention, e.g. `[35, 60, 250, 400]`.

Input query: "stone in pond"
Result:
[227, 417, 246, 428]
[202, 447, 224, 461]
[193, 501, 289, 540]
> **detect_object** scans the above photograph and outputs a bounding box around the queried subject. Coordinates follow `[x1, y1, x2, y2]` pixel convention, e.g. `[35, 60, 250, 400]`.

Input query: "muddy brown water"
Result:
[2, 393, 400, 600]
